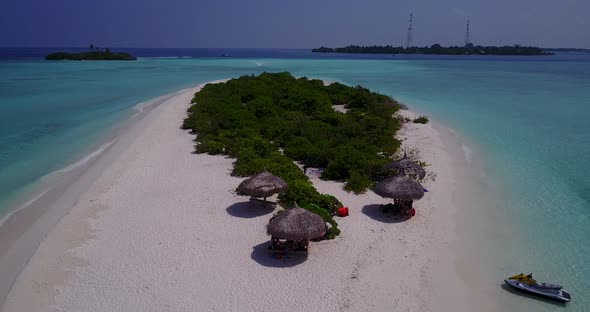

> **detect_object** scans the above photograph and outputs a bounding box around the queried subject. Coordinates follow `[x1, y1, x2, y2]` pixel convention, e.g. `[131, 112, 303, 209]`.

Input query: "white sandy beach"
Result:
[2, 82, 493, 312]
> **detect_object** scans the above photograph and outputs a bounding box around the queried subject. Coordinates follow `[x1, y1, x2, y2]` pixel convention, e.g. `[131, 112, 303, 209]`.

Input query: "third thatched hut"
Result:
[267, 205, 326, 241]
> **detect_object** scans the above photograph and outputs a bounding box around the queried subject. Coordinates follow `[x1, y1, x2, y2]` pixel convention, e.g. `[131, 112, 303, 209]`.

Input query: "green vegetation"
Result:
[183, 73, 404, 238]
[413, 116, 429, 124]
[313, 44, 552, 56]
[45, 50, 136, 60]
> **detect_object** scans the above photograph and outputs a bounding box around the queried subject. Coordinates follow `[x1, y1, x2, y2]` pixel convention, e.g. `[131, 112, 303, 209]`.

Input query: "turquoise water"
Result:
[1, 56, 589, 310]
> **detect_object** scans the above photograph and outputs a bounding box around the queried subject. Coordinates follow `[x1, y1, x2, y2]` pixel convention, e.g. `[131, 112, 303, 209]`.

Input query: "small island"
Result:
[313, 44, 552, 56]
[45, 48, 136, 61]
[182, 72, 408, 238]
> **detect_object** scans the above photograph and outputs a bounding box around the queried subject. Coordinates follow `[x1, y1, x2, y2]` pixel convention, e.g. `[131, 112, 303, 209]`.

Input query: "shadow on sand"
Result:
[500, 284, 567, 307]
[250, 241, 307, 268]
[226, 201, 275, 218]
[361, 204, 409, 223]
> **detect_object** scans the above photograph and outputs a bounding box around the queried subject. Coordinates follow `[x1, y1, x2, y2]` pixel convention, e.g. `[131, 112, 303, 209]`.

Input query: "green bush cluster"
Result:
[183, 72, 403, 238]
[413, 116, 429, 124]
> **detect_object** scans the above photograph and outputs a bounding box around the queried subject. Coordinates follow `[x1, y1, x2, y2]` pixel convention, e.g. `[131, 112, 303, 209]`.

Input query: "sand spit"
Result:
[3, 83, 492, 312]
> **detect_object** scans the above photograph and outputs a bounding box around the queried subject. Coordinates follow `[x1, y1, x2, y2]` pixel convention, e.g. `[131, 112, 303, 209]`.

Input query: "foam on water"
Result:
[0, 187, 54, 226]
[461, 144, 473, 164]
[41, 139, 116, 178]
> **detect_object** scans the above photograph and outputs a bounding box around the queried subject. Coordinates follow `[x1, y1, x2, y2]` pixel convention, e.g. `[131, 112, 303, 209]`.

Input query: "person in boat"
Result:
[511, 273, 536, 285]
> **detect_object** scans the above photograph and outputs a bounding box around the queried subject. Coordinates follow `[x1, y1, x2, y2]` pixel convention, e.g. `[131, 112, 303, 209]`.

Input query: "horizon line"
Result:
[1, 45, 589, 50]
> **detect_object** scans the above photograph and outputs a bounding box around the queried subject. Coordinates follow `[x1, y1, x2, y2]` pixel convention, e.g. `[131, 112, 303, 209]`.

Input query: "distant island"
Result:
[312, 44, 552, 56]
[46, 48, 136, 61]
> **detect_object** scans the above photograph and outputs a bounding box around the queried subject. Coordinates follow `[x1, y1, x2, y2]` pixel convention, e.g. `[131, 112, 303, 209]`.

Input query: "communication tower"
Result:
[464, 19, 471, 46]
[406, 13, 413, 48]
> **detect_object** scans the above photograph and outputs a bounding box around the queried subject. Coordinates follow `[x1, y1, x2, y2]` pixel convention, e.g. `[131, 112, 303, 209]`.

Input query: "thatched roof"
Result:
[267, 205, 326, 241]
[373, 176, 425, 200]
[384, 154, 426, 180]
[237, 171, 288, 198]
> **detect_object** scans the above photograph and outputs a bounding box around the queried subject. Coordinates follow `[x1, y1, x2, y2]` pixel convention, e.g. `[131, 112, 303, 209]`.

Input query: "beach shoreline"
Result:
[2, 80, 496, 312]
[0, 87, 208, 308]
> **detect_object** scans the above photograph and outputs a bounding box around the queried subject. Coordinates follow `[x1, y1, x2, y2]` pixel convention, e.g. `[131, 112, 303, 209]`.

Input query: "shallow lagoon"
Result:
[1, 51, 588, 310]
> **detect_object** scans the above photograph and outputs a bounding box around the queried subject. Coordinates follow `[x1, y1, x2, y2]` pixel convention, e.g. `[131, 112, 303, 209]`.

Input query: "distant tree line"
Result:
[313, 44, 552, 55]
[544, 48, 590, 53]
[45, 45, 136, 60]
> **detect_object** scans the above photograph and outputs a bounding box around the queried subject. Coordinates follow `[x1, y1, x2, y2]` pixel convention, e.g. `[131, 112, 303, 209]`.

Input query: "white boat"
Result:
[504, 273, 571, 303]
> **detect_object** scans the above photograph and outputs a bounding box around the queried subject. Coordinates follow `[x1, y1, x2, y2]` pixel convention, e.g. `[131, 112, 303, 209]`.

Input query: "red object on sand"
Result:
[410, 208, 416, 217]
[337, 207, 349, 217]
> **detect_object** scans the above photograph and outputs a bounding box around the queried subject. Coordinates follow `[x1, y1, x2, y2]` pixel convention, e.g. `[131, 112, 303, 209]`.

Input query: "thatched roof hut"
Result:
[384, 154, 426, 180]
[237, 171, 288, 199]
[373, 175, 425, 200]
[267, 205, 326, 241]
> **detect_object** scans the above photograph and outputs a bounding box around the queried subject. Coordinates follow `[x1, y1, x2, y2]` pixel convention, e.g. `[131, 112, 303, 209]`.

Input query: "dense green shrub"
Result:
[279, 179, 318, 205]
[344, 169, 374, 194]
[195, 140, 224, 154]
[413, 116, 429, 124]
[183, 72, 404, 238]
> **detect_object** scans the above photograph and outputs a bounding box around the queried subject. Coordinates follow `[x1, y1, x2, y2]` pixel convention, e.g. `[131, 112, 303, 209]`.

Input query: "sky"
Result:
[0, 0, 588, 48]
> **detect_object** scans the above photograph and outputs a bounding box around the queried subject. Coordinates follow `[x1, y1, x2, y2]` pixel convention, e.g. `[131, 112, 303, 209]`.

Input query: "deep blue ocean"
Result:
[0, 48, 589, 310]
